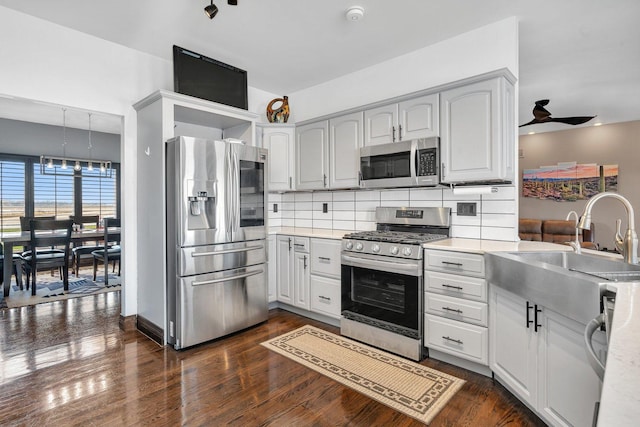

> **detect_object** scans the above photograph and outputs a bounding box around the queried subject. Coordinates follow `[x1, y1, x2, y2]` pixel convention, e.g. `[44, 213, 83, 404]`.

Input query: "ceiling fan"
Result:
[519, 99, 596, 127]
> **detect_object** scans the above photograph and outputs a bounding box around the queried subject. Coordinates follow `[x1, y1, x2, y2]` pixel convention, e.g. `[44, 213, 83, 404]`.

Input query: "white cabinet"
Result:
[267, 235, 277, 303]
[329, 112, 363, 189]
[440, 76, 515, 184]
[364, 94, 439, 146]
[424, 249, 488, 368]
[295, 121, 329, 190]
[259, 124, 295, 191]
[489, 285, 604, 427]
[309, 238, 342, 319]
[276, 235, 294, 304]
[296, 113, 363, 191]
[276, 234, 310, 310]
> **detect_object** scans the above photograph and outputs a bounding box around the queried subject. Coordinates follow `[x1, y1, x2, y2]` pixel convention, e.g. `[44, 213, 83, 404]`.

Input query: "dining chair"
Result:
[91, 218, 121, 286]
[70, 215, 102, 276]
[0, 243, 23, 290]
[19, 215, 65, 282]
[21, 219, 73, 296]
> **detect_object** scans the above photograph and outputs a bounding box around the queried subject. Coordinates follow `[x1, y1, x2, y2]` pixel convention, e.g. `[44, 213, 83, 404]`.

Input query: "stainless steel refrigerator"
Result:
[166, 136, 268, 349]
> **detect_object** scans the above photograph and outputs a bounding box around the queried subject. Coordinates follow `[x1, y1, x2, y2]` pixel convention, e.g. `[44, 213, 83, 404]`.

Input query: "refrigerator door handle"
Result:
[192, 269, 264, 286]
[191, 244, 265, 257]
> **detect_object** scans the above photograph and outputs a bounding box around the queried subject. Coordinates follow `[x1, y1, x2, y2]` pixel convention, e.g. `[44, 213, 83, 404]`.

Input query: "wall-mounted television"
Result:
[173, 45, 248, 110]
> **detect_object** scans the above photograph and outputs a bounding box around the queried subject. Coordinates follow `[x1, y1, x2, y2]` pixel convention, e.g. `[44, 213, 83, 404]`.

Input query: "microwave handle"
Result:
[410, 141, 417, 181]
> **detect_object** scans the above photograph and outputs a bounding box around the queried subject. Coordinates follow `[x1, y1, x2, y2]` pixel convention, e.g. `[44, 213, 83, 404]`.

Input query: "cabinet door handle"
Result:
[534, 304, 542, 332]
[441, 283, 463, 291]
[441, 261, 463, 267]
[323, 174, 327, 187]
[526, 301, 533, 328]
[392, 126, 396, 142]
[288, 238, 292, 251]
[442, 336, 463, 345]
[289, 176, 292, 189]
[398, 124, 402, 141]
[442, 306, 463, 314]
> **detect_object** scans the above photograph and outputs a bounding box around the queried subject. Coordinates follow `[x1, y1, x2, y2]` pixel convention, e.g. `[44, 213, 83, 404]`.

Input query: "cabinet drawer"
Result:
[310, 238, 341, 278]
[293, 237, 310, 253]
[425, 250, 485, 277]
[425, 270, 487, 302]
[310, 275, 341, 318]
[424, 313, 488, 365]
[425, 293, 488, 326]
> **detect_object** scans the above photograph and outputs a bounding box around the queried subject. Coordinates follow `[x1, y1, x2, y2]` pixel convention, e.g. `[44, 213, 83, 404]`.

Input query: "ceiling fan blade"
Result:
[549, 116, 596, 125]
[519, 119, 541, 127]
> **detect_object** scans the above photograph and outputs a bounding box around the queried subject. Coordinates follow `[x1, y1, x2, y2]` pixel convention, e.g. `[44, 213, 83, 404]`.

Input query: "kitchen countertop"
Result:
[268, 227, 351, 240]
[423, 237, 573, 254]
[597, 281, 640, 426]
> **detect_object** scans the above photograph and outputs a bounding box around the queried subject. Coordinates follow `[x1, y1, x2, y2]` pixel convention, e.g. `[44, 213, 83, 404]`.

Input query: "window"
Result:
[0, 158, 26, 237]
[0, 155, 119, 237]
[81, 165, 118, 220]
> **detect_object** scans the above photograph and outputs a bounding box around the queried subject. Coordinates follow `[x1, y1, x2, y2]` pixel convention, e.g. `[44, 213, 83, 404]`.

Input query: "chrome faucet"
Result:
[578, 192, 638, 264]
[565, 210, 581, 254]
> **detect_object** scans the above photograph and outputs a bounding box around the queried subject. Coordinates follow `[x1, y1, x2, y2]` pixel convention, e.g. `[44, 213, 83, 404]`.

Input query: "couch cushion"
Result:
[519, 218, 542, 241]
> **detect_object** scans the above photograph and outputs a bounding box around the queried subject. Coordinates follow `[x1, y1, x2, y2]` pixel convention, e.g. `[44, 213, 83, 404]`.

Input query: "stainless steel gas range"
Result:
[340, 206, 451, 361]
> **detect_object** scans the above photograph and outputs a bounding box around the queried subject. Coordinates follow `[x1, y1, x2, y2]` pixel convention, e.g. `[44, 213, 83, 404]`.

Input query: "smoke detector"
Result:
[345, 6, 365, 21]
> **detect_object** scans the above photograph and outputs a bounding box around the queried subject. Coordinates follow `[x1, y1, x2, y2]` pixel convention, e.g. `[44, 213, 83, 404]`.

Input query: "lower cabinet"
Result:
[267, 235, 277, 303]
[490, 284, 604, 427]
[276, 235, 310, 310]
[275, 235, 341, 320]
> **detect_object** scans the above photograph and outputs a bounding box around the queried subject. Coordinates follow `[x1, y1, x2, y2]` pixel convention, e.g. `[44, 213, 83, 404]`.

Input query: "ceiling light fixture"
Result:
[593, 122, 603, 126]
[345, 6, 365, 22]
[40, 108, 113, 178]
[204, 1, 218, 19]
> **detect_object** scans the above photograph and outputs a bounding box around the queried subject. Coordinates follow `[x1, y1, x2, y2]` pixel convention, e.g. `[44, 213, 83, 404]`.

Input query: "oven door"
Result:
[341, 252, 422, 336]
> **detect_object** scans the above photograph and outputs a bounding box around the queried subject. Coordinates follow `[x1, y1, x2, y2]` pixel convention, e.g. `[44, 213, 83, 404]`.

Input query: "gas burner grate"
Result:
[344, 230, 448, 245]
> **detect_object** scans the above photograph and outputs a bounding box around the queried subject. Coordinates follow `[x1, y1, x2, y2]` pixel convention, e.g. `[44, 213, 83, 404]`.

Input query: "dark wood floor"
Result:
[0, 293, 545, 426]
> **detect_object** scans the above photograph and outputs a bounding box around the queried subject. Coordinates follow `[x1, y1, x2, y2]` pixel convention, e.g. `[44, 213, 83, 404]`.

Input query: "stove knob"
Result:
[345, 241, 353, 250]
[371, 243, 380, 253]
[402, 247, 413, 257]
[355, 242, 364, 251]
[390, 246, 399, 255]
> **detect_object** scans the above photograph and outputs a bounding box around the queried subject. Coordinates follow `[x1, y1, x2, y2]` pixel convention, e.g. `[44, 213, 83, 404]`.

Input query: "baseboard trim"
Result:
[119, 314, 137, 332]
[137, 315, 164, 346]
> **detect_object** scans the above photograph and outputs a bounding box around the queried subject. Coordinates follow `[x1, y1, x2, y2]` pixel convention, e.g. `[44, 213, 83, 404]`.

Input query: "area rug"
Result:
[261, 325, 465, 425]
[4, 270, 121, 309]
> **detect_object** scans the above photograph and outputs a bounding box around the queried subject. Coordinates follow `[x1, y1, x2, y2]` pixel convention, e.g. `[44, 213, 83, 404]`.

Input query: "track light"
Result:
[204, 1, 218, 18]
[228, 0, 237, 5]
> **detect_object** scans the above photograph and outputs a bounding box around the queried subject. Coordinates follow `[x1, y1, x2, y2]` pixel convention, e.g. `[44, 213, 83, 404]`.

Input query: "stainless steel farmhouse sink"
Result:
[485, 251, 640, 324]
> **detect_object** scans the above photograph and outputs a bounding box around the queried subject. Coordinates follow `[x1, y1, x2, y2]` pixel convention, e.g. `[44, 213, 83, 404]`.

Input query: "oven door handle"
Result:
[341, 254, 421, 276]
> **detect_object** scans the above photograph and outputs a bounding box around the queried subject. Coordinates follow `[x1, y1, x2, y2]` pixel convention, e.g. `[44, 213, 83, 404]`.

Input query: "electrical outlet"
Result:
[322, 203, 328, 213]
[457, 202, 477, 216]
[273, 203, 278, 213]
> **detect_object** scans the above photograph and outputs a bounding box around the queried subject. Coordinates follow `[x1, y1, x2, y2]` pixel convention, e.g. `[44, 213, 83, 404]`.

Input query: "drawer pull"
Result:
[318, 295, 331, 302]
[442, 306, 463, 314]
[441, 261, 463, 267]
[318, 256, 331, 262]
[441, 284, 463, 291]
[294, 243, 306, 247]
[442, 336, 463, 345]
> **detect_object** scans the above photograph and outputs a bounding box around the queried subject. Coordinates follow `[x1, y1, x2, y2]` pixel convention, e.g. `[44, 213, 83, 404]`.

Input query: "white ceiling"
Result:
[0, 0, 639, 135]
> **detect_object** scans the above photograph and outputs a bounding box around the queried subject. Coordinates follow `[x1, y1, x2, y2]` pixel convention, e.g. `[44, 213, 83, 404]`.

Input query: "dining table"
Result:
[1, 227, 121, 298]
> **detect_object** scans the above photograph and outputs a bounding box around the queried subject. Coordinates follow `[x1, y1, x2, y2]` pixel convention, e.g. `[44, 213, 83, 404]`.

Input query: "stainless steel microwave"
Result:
[359, 137, 440, 188]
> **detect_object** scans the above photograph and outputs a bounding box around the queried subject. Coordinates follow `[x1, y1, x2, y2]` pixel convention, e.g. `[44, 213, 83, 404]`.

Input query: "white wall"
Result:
[288, 17, 519, 122]
[0, 6, 278, 316]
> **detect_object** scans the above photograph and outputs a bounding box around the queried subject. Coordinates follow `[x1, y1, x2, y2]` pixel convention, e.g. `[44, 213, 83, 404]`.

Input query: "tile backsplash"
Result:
[268, 186, 518, 241]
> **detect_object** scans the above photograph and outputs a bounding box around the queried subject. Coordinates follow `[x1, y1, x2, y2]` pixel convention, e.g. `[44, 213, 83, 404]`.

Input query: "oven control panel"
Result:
[342, 239, 422, 260]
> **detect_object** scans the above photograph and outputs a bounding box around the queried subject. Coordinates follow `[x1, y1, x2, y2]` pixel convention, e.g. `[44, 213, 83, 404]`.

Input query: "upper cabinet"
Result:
[364, 94, 439, 146]
[259, 124, 295, 191]
[329, 112, 363, 189]
[440, 76, 515, 184]
[296, 121, 330, 190]
[296, 112, 363, 191]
